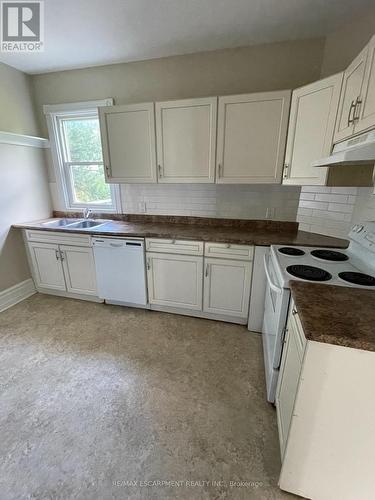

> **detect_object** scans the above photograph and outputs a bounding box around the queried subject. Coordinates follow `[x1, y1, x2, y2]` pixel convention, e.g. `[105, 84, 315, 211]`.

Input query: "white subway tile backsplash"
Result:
[299, 200, 329, 210]
[315, 193, 349, 204]
[120, 183, 301, 220]
[327, 202, 354, 213]
[296, 184, 375, 239]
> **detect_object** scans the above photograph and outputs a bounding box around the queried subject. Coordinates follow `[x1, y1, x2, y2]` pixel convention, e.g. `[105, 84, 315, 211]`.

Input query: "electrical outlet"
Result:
[138, 202, 146, 213]
[266, 207, 275, 219]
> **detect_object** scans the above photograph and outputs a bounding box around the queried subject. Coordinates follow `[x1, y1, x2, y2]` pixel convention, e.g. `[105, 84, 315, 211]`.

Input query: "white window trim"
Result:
[45, 98, 121, 213]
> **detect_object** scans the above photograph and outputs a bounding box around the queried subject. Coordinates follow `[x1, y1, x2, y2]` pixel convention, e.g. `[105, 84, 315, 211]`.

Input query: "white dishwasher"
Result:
[92, 237, 147, 307]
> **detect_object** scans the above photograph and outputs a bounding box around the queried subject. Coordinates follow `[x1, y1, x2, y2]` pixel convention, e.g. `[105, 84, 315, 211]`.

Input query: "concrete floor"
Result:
[0, 294, 294, 500]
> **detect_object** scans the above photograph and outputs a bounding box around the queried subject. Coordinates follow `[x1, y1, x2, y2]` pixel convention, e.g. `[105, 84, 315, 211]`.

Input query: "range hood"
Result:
[313, 130, 375, 167]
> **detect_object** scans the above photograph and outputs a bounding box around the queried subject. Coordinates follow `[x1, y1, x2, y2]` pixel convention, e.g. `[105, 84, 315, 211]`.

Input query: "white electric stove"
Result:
[262, 222, 375, 403]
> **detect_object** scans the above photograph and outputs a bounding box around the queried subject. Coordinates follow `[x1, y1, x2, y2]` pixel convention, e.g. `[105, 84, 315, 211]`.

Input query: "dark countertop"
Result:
[13, 215, 348, 248]
[290, 281, 375, 352]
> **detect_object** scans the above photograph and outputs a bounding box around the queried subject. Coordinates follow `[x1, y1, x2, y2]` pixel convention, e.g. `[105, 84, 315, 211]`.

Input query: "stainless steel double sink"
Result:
[42, 218, 110, 230]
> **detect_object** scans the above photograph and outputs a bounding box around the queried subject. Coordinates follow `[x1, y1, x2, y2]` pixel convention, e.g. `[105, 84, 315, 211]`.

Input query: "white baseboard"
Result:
[0, 279, 36, 313]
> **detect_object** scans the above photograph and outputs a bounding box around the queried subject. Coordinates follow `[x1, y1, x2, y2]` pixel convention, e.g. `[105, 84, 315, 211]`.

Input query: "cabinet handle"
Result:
[146, 258, 151, 271]
[217, 164, 223, 178]
[347, 100, 356, 126]
[292, 307, 297, 315]
[205, 263, 209, 277]
[158, 164, 163, 178]
[59, 250, 65, 262]
[283, 163, 289, 179]
[105, 164, 111, 177]
[55, 249, 60, 261]
[354, 96, 362, 122]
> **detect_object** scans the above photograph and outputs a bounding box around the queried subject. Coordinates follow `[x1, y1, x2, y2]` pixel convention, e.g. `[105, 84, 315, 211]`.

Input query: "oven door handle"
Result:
[263, 254, 283, 295]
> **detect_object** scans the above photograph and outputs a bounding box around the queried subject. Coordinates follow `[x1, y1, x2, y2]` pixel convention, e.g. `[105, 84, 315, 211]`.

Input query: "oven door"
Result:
[262, 252, 290, 370]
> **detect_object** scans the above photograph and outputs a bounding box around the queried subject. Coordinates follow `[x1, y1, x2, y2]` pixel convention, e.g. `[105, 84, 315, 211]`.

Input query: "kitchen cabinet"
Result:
[216, 91, 291, 184]
[333, 36, 375, 143]
[283, 73, 343, 186]
[275, 307, 305, 457]
[155, 97, 217, 183]
[145, 239, 253, 323]
[146, 252, 203, 310]
[99, 103, 157, 183]
[277, 302, 375, 499]
[355, 35, 375, 134]
[25, 231, 99, 299]
[203, 257, 252, 318]
[334, 45, 368, 143]
[60, 245, 97, 296]
[28, 242, 66, 291]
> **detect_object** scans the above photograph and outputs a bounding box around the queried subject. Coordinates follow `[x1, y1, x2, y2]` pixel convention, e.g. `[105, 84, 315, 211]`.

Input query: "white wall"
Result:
[0, 62, 51, 292]
[0, 144, 51, 291]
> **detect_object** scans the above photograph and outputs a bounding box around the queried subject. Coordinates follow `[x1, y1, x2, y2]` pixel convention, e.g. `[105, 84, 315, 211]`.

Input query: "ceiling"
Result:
[0, 0, 372, 74]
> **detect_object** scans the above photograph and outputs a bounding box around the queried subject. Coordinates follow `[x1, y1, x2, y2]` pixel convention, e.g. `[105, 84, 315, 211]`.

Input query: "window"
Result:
[45, 100, 120, 212]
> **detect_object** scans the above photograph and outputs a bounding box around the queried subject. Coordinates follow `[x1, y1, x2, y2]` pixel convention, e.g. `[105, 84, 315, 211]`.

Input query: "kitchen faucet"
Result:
[83, 208, 92, 219]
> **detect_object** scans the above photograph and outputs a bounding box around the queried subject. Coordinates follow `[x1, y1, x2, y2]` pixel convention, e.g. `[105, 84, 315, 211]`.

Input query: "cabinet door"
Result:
[275, 313, 303, 458]
[216, 91, 291, 184]
[283, 73, 343, 186]
[99, 103, 157, 183]
[28, 242, 66, 291]
[334, 45, 368, 143]
[355, 36, 375, 134]
[155, 97, 217, 183]
[146, 252, 203, 310]
[203, 258, 252, 318]
[60, 245, 97, 296]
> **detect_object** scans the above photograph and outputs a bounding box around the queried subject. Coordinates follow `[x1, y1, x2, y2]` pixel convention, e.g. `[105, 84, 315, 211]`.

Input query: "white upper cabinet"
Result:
[99, 103, 157, 183]
[283, 73, 343, 186]
[355, 35, 375, 134]
[155, 97, 217, 183]
[334, 44, 368, 143]
[216, 91, 291, 184]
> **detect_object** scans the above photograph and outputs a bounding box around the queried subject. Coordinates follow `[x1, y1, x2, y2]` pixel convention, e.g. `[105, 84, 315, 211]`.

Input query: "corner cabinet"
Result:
[99, 103, 157, 183]
[216, 91, 291, 184]
[155, 97, 217, 183]
[282, 73, 343, 185]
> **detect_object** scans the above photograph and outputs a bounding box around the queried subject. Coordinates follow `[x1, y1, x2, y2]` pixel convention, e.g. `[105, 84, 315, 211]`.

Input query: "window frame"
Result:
[44, 99, 121, 213]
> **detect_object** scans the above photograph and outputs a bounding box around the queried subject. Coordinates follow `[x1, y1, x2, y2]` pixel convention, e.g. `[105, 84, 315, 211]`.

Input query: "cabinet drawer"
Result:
[290, 307, 307, 357]
[145, 238, 203, 256]
[25, 230, 91, 247]
[204, 242, 254, 261]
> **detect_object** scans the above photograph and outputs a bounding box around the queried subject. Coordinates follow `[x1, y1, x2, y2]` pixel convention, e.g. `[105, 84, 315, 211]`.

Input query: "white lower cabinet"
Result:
[28, 242, 66, 291]
[203, 258, 252, 318]
[275, 309, 304, 457]
[146, 252, 203, 310]
[26, 232, 98, 298]
[277, 302, 375, 499]
[60, 245, 97, 296]
[146, 239, 253, 323]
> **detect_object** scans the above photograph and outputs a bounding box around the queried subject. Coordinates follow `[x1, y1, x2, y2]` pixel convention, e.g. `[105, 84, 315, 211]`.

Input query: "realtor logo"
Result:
[1, 0, 44, 52]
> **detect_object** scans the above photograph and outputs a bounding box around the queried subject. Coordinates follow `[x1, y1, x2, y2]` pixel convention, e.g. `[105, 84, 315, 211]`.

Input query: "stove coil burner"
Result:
[287, 265, 332, 282]
[310, 249, 349, 262]
[338, 272, 375, 287]
[278, 247, 305, 256]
